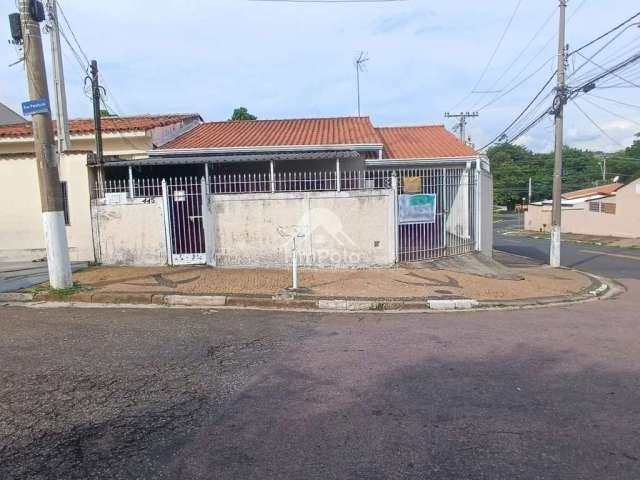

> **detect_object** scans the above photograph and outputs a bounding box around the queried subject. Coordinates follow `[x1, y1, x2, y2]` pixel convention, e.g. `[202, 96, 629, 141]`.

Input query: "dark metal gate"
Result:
[164, 177, 206, 265]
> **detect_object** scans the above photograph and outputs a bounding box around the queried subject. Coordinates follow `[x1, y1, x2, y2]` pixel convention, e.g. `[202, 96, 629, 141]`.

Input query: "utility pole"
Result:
[550, 0, 567, 268]
[528, 177, 533, 204]
[46, 0, 70, 153]
[598, 154, 607, 182]
[444, 112, 479, 145]
[89, 60, 105, 192]
[19, 0, 72, 288]
[355, 52, 369, 117]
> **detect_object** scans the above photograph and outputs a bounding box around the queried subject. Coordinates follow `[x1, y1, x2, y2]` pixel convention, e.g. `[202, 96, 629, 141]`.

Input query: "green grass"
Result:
[30, 282, 94, 299]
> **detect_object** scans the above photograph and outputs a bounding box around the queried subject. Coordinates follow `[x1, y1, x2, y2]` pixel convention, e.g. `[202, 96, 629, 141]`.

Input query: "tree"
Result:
[230, 107, 257, 121]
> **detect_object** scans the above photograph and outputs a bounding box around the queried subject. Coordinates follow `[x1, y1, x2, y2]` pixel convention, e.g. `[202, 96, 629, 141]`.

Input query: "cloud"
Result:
[373, 10, 438, 35]
[2, 0, 639, 154]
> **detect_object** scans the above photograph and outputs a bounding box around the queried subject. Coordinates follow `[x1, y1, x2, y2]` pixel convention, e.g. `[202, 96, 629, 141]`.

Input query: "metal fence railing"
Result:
[395, 166, 477, 261]
[93, 170, 394, 198]
[92, 166, 479, 262]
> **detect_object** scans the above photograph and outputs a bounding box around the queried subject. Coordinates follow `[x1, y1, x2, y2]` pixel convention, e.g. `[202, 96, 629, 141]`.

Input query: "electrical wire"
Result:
[586, 93, 640, 110]
[579, 96, 640, 128]
[479, 71, 556, 150]
[450, 0, 524, 110]
[470, 6, 557, 110]
[572, 100, 625, 148]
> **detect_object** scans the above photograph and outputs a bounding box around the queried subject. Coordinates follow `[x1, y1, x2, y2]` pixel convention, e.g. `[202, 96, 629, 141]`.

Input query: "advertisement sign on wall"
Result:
[398, 194, 437, 224]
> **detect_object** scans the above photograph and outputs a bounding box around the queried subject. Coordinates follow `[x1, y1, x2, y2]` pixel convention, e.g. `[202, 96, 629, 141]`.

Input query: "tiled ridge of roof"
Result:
[162, 116, 383, 150]
[0, 114, 200, 138]
[376, 125, 478, 159]
[562, 182, 624, 200]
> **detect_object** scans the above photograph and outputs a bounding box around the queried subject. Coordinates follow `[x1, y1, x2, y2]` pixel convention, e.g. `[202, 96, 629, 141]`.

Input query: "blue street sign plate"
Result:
[21, 98, 50, 116]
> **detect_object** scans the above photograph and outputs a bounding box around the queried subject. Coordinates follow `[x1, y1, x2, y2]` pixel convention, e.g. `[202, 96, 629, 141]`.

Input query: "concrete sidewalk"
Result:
[0, 261, 88, 293]
[47, 253, 599, 308]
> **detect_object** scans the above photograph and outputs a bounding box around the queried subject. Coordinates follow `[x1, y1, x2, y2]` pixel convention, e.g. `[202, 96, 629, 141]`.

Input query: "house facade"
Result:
[525, 179, 640, 238]
[0, 114, 493, 267]
[0, 114, 202, 261]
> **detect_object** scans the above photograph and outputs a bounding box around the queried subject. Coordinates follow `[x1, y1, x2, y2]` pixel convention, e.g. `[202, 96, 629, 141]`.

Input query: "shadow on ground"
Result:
[169, 348, 640, 479]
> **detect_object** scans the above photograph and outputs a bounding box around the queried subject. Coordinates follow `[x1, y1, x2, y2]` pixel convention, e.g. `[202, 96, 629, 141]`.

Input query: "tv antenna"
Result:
[355, 51, 369, 117]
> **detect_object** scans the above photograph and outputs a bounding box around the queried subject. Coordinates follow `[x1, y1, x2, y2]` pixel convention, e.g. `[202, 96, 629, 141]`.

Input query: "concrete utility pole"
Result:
[528, 177, 533, 204]
[46, 0, 71, 153]
[444, 112, 479, 145]
[550, 0, 567, 268]
[89, 60, 105, 192]
[598, 154, 607, 182]
[19, 0, 72, 288]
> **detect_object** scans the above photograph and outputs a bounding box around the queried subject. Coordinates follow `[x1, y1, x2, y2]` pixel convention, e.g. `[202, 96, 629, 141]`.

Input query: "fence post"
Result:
[392, 171, 399, 264]
[270, 160, 276, 193]
[128, 166, 134, 199]
[336, 158, 341, 192]
[161, 179, 173, 266]
[201, 176, 216, 266]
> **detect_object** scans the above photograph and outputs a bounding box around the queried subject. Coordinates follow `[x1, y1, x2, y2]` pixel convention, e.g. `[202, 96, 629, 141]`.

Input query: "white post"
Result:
[128, 166, 134, 199]
[475, 157, 482, 252]
[391, 172, 399, 264]
[204, 163, 210, 192]
[161, 179, 173, 266]
[270, 160, 275, 193]
[336, 158, 341, 192]
[292, 237, 299, 290]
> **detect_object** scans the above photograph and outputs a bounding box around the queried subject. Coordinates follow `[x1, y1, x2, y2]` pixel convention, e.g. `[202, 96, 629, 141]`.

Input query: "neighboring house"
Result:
[525, 179, 640, 238]
[0, 114, 202, 261]
[0, 102, 25, 125]
[0, 115, 493, 267]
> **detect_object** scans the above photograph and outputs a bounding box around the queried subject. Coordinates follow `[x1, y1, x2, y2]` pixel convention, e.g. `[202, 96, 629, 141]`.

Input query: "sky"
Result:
[1, 0, 640, 153]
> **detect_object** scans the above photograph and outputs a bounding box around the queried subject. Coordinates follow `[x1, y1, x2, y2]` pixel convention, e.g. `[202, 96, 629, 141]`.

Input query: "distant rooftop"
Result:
[162, 116, 478, 160]
[0, 114, 201, 139]
[0, 102, 25, 126]
[562, 182, 624, 200]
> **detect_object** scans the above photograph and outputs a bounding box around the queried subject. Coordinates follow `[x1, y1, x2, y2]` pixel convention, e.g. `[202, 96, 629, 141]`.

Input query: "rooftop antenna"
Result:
[355, 51, 369, 117]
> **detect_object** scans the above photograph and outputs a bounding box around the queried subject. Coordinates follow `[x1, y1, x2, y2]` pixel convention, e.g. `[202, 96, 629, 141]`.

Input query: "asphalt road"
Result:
[494, 213, 640, 280]
[1, 219, 639, 479]
[2, 282, 640, 479]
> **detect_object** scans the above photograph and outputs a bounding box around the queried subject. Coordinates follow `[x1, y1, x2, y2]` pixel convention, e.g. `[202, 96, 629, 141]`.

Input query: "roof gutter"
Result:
[0, 130, 148, 144]
[149, 143, 384, 157]
[365, 155, 485, 167]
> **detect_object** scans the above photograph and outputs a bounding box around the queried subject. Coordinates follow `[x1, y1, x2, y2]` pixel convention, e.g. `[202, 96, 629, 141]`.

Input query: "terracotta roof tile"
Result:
[0, 114, 200, 139]
[376, 125, 477, 159]
[562, 182, 624, 200]
[162, 117, 382, 149]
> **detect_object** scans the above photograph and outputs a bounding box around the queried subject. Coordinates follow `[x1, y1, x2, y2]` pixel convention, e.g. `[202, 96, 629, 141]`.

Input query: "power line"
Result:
[469, 6, 557, 110]
[574, 51, 640, 88]
[479, 70, 556, 150]
[573, 99, 625, 148]
[450, 0, 524, 110]
[55, 0, 89, 65]
[579, 96, 640, 128]
[569, 10, 640, 56]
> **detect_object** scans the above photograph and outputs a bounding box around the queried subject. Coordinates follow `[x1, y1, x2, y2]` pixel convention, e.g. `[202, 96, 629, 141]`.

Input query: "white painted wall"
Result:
[525, 179, 640, 238]
[212, 189, 396, 268]
[0, 152, 94, 262]
[93, 199, 168, 266]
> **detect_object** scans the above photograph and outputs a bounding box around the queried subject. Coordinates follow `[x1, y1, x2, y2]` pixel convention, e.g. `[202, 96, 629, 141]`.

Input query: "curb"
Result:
[6, 271, 617, 314]
[0, 292, 34, 302]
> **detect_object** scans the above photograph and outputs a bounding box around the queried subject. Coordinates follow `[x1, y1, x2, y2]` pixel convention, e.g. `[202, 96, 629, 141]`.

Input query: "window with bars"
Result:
[61, 182, 70, 225]
[589, 201, 616, 215]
